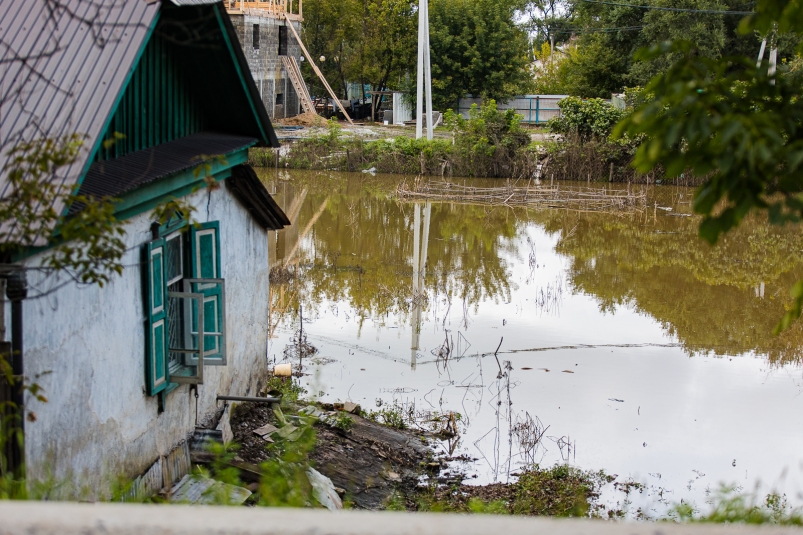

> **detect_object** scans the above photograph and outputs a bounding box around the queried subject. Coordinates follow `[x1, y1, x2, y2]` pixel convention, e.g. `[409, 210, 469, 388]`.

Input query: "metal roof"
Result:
[226, 165, 291, 230]
[0, 0, 159, 244]
[74, 132, 258, 213]
[0, 0, 283, 245]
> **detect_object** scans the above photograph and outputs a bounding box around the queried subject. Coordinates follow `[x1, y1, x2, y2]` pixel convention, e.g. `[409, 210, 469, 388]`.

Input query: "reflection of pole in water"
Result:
[411, 202, 432, 370]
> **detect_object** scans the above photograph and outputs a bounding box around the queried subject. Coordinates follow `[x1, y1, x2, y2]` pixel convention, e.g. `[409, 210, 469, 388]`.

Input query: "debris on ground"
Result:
[276, 111, 326, 127]
[229, 396, 433, 510]
[307, 411, 431, 509]
[307, 467, 343, 510]
[169, 474, 251, 505]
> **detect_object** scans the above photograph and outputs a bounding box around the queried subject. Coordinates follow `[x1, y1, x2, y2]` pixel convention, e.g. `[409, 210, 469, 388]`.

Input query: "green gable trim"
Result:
[212, 4, 271, 145]
[113, 148, 249, 222]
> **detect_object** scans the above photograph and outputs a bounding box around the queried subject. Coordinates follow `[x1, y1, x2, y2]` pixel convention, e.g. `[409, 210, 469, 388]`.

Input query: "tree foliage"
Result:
[301, 0, 417, 98]
[0, 135, 126, 287]
[428, 0, 534, 109]
[615, 0, 803, 332]
[528, 0, 801, 97]
[301, 0, 533, 109]
[548, 96, 625, 140]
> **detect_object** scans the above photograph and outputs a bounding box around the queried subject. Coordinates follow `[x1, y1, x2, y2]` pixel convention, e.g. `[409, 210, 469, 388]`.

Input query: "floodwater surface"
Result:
[261, 169, 803, 517]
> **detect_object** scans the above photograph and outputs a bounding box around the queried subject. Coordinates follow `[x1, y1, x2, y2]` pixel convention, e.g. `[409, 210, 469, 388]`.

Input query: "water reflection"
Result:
[411, 202, 432, 370]
[261, 170, 803, 515]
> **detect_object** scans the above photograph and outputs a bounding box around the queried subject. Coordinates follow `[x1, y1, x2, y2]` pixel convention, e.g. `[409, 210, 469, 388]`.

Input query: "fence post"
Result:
[528, 97, 532, 125]
[535, 96, 540, 124]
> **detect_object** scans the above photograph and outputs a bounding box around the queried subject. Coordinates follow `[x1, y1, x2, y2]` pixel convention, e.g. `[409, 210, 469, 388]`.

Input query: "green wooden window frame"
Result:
[144, 220, 226, 395]
[146, 239, 169, 396]
[188, 221, 226, 365]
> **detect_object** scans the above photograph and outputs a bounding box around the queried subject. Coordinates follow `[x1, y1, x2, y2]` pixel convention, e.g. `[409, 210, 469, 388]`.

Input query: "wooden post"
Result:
[284, 18, 354, 125]
[609, 162, 613, 183]
[587, 173, 590, 185]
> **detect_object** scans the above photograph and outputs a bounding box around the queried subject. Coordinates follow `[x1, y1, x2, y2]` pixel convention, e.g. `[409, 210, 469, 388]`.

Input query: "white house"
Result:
[0, 0, 289, 497]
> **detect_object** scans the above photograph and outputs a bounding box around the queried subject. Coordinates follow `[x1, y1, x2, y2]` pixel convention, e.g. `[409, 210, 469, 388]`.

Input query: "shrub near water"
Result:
[253, 101, 536, 179]
[410, 464, 615, 517]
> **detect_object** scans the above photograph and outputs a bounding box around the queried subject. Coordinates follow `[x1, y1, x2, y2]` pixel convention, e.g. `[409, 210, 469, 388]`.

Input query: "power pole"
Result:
[416, 0, 433, 140]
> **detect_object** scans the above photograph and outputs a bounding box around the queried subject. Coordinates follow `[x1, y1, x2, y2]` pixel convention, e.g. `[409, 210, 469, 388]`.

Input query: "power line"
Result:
[580, 0, 754, 15]
[552, 25, 645, 33]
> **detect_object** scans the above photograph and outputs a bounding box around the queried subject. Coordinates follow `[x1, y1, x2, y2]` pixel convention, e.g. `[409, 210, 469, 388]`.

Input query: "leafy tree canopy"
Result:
[616, 0, 803, 332]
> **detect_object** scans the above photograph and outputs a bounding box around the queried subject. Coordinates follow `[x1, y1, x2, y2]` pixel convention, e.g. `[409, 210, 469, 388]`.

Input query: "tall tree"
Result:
[616, 0, 803, 331]
[301, 0, 417, 99]
[429, 0, 534, 110]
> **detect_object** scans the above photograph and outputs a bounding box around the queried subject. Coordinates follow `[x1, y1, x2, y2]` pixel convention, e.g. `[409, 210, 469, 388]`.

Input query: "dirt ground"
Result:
[230, 402, 433, 509]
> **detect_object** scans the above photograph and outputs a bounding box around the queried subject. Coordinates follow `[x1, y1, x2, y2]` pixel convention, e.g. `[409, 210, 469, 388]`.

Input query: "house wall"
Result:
[13, 185, 270, 497]
[230, 15, 303, 119]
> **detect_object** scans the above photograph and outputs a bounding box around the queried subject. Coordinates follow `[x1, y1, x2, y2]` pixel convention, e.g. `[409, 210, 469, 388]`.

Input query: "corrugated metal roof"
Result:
[169, 0, 223, 4]
[226, 164, 290, 230]
[0, 0, 159, 244]
[75, 132, 257, 209]
[0, 0, 284, 245]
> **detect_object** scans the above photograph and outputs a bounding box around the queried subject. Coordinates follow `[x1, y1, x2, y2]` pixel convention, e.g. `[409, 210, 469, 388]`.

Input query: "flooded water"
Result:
[261, 169, 803, 517]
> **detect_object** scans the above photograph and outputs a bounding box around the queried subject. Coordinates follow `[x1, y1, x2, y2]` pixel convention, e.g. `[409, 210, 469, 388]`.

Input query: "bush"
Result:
[548, 97, 625, 142]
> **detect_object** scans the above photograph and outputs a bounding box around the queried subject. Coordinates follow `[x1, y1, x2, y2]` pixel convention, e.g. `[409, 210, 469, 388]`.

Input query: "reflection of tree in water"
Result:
[534, 207, 803, 364]
[264, 171, 803, 365]
[265, 172, 518, 330]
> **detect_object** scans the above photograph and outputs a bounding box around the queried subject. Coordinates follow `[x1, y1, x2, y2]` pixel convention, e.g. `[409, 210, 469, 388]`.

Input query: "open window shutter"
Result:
[146, 239, 169, 395]
[166, 291, 204, 384]
[189, 222, 226, 365]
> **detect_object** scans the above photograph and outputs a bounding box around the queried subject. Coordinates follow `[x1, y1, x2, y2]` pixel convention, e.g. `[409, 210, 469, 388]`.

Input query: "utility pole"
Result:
[416, 0, 433, 140]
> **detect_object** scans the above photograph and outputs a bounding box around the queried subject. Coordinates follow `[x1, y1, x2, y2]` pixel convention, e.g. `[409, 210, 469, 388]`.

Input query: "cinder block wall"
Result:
[230, 15, 303, 119]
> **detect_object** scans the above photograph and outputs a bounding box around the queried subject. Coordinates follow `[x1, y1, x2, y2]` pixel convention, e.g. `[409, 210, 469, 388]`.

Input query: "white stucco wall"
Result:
[12, 185, 270, 497]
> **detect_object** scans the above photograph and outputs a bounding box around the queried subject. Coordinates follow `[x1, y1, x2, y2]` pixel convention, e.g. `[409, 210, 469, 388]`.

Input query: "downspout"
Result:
[6, 270, 27, 479]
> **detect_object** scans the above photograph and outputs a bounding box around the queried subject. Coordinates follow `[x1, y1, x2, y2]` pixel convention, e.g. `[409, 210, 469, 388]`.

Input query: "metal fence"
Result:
[457, 95, 568, 125]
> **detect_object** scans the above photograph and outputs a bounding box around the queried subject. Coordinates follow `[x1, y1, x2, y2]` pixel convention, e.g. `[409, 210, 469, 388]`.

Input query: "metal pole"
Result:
[416, 0, 425, 139]
[6, 270, 27, 480]
[769, 45, 777, 84]
[423, 0, 433, 140]
[216, 396, 281, 404]
[536, 96, 540, 124]
[756, 38, 767, 68]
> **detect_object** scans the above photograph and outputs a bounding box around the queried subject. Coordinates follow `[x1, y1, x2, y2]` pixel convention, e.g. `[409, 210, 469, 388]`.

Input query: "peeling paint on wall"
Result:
[16, 186, 270, 498]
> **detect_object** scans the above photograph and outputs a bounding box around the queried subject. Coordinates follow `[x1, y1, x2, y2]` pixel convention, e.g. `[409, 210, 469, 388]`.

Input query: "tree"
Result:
[559, 34, 629, 97]
[429, 0, 534, 110]
[301, 0, 417, 99]
[531, 0, 800, 96]
[615, 0, 803, 332]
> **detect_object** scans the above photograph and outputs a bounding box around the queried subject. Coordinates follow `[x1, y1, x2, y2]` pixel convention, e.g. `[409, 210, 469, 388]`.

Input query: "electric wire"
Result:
[580, 0, 754, 15]
[550, 25, 645, 34]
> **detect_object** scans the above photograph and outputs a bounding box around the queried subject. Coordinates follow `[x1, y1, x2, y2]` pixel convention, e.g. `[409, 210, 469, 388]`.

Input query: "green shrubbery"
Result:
[253, 101, 537, 179]
[548, 97, 625, 141]
[249, 95, 701, 185]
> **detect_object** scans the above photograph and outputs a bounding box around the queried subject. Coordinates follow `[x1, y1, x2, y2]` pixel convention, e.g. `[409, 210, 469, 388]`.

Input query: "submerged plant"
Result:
[668, 487, 803, 525]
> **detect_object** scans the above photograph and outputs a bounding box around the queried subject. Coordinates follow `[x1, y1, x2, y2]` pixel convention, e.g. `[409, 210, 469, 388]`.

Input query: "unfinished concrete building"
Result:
[225, 1, 308, 119]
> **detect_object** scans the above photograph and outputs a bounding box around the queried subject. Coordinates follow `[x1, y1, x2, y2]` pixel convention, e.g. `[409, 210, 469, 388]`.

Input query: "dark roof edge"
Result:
[226, 164, 290, 230]
[213, 4, 280, 149]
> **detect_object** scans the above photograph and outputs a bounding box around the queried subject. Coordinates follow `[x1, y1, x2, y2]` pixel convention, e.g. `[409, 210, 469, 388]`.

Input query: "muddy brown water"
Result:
[259, 169, 803, 517]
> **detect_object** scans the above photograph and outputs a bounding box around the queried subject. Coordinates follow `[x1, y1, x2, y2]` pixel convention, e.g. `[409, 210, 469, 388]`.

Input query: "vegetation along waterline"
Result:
[250, 98, 699, 186]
